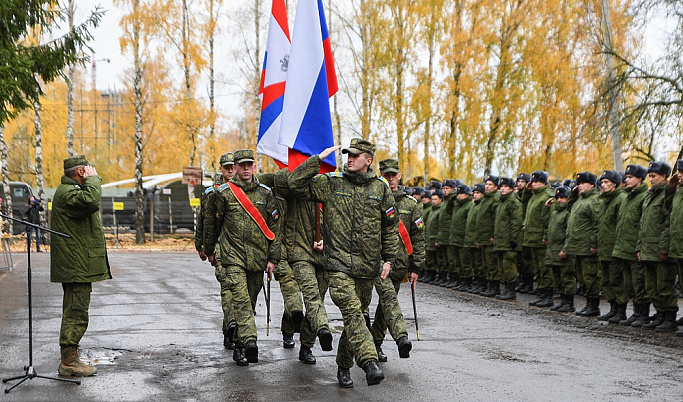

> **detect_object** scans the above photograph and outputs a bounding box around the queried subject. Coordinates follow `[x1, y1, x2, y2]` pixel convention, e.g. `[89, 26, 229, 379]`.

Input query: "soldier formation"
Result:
[197, 139, 421, 388]
[418, 159, 683, 335]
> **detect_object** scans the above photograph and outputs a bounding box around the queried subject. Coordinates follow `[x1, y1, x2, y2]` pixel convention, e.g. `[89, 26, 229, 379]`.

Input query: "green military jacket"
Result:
[422, 201, 432, 239]
[474, 191, 500, 246]
[289, 156, 399, 279]
[612, 183, 648, 261]
[464, 198, 481, 248]
[544, 201, 570, 266]
[492, 191, 523, 252]
[663, 185, 683, 259]
[391, 188, 426, 280]
[637, 183, 668, 261]
[425, 201, 441, 252]
[196, 182, 221, 253]
[50, 175, 111, 283]
[522, 185, 553, 248]
[597, 188, 626, 261]
[273, 167, 325, 267]
[563, 188, 599, 256]
[450, 197, 472, 247]
[205, 175, 282, 270]
[436, 193, 456, 245]
[517, 188, 533, 220]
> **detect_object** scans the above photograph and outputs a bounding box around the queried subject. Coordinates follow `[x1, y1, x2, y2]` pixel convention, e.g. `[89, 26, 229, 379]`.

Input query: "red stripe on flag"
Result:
[258, 68, 266, 96]
[261, 81, 286, 111]
[288, 148, 335, 173]
[272, 0, 291, 41]
[323, 38, 338, 96]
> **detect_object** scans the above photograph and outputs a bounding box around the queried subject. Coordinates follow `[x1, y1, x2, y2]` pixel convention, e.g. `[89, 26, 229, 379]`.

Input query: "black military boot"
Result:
[233, 343, 248, 366]
[655, 311, 678, 332]
[643, 311, 664, 330]
[422, 271, 433, 283]
[527, 278, 538, 295]
[550, 295, 567, 311]
[224, 323, 236, 350]
[536, 288, 555, 308]
[575, 297, 590, 315]
[318, 328, 333, 351]
[455, 278, 471, 291]
[514, 276, 525, 293]
[468, 277, 482, 294]
[244, 340, 258, 363]
[597, 301, 618, 321]
[631, 303, 651, 327]
[497, 282, 517, 300]
[337, 366, 353, 388]
[362, 361, 385, 386]
[579, 297, 600, 317]
[363, 311, 371, 331]
[397, 336, 412, 358]
[529, 288, 547, 306]
[483, 281, 500, 297]
[283, 333, 295, 348]
[608, 303, 628, 324]
[620, 303, 640, 326]
[440, 273, 452, 287]
[557, 295, 576, 313]
[375, 342, 387, 362]
[299, 345, 316, 364]
[291, 310, 304, 333]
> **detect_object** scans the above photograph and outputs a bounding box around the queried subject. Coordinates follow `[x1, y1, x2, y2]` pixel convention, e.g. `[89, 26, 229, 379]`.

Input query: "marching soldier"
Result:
[204, 149, 282, 366]
[371, 159, 422, 362]
[493, 177, 523, 300]
[289, 138, 398, 388]
[638, 161, 677, 331]
[596, 170, 627, 323]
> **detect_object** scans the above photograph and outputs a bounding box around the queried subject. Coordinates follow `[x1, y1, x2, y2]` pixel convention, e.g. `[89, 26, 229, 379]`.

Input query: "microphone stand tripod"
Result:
[0, 213, 81, 393]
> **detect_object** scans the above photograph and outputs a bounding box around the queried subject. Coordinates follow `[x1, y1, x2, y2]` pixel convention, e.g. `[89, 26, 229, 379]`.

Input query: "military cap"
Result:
[485, 175, 499, 187]
[379, 158, 400, 173]
[530, 170, 549, 184]
[63, 154, 93, 169]
[575, 171, 597, 185]
[599, 169, 621, 185]
[555, 186, 570, 199]
[443, 179, 458, 189]
[624, 164, 647, 180]
[550, 182, 561, 189]
[404, 186, 413, 196]
[342, 138, 375, 156]
[233, 149, 255, 164]
[516, 173, 531, 183]
[457, 184, 472, 195]
[412, 186, 424, 195]
[499, 177, 515, 188]
[431, 189, 443, 199]
[429, 180, 442, 190]
[676, 159, 683, 172]
[562, 178, 575, 188]
[473, 183, 486, 193]
[421, 190, 432, 198]
[220, 152, 234, 166]
[647, 161, 671, 178]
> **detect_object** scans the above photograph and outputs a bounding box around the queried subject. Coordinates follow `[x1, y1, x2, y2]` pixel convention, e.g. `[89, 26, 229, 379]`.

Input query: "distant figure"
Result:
[50, 155, 112, 377]
[24, 195, 44, 252]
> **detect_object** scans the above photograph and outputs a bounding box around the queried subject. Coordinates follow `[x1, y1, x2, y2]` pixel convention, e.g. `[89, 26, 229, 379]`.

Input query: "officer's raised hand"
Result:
[319, 145, 342, 161]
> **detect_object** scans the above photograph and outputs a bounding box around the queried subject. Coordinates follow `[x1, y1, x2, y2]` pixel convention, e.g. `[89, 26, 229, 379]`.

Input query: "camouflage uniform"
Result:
[545, 198, 575, 297]
[465, 195, 483, 290]
[437, 189, 457, 283]
[274, 259, 304, 336]
[475, 189, 500, 289]
[204, 152, 282, 348]
[273, 167, 331, 349]
[371, 181, 425, 348]
[492, 190, 522, 291]
[289, 151, 399, 370]
[596, 180, 627, 318]
[522, 182, 554, 293]
[450, 192, 473, 287]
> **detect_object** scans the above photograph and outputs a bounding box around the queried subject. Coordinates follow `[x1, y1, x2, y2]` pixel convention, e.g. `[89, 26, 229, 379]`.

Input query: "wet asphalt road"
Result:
[1, 252, 683, 401]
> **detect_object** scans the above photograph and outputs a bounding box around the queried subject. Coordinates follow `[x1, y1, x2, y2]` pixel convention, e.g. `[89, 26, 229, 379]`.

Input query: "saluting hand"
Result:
[83, 165, 98, 178]
[319, 145, 342, 161]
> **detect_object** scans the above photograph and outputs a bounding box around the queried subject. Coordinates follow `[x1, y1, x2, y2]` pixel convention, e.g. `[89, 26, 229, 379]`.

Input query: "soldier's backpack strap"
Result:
[226, 182, 276, 241]
[398, 219, 413, 256]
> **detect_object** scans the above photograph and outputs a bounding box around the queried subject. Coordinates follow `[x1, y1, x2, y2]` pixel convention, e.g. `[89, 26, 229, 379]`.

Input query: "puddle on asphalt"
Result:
[86, 349, 123, 365]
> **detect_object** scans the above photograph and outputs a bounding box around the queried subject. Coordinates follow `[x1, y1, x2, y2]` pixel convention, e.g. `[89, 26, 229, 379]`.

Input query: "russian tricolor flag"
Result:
[256, 0, 291, 168]
[278, 0, 338, 172]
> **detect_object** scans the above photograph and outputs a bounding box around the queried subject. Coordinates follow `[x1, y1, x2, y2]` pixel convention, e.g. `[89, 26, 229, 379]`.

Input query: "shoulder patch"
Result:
[329, 172, 343, 178]
[378, 176, 390, 188]
[259, 183, 272, 192]
[218, 183, 230, 192]
[204, 187, 214, 195]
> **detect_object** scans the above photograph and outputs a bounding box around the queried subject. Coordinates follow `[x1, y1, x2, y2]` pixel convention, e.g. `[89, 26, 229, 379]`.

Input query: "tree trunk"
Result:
[33, 98, 47, 245]
[66, 0, 76, 157]
[0, 125, 12, 235]
[601, 0, 623, 170]
[133, 0, 145, 244]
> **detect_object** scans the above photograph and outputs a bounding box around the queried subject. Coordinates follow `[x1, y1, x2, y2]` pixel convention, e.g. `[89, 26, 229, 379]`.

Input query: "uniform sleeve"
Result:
[194, 193, 205, 252]
[409, 201, 426, 272]
[590, 198, 600, 250]
[511, 200, 523, 249]
[661, 210, 671, 256]
[204, 190, 224, 256]
[288, 155, 330, 204]
[381, 188, 400, 264]
[58, 176, 102, 219]
[266, 191, 283, 264]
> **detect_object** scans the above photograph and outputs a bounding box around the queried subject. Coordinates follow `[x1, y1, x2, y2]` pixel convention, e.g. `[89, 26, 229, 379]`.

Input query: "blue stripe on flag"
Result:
[258, 95, 284, 140]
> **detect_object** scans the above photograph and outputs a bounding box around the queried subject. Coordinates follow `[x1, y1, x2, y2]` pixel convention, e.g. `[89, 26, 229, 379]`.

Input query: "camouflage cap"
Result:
[233, 149, 255, 164]
[220, 152, 234, 166]
[379, 158, 400, 173]
[342, 138, 375, 156]
[63, 154, 93, 169]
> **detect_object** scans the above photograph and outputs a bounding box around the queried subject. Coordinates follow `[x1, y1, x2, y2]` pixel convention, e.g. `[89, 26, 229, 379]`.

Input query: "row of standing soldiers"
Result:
[416, 159, 683, 334]
[193, 139, 424, 388]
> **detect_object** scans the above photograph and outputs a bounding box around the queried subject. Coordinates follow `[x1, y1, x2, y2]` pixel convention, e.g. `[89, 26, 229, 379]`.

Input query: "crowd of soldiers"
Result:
[416, 159, 683, 335]
[194, 139, 422, 388]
